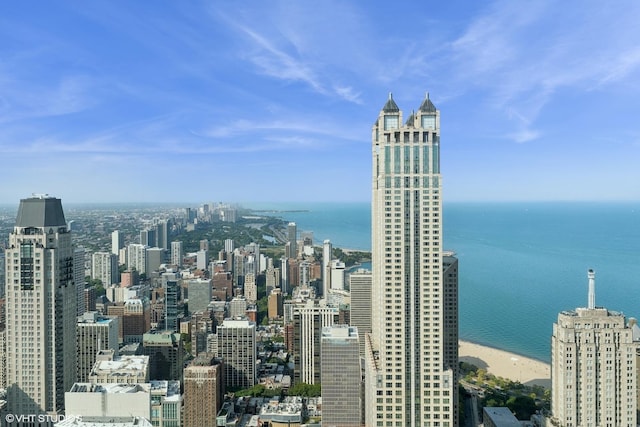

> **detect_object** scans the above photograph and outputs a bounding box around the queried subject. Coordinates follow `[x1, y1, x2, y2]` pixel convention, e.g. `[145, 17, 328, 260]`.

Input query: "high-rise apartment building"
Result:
[92, 251, 119, 287]
[111, 230, 124, 256]
[349, 269, 372, 358]
[322, 240, 332, 295]
[127, 243, 149, 275]
[551, 270, 639, 426]
[147, 247, 165, 274]
[330, 259, 345, 291]
[76, 312, 119, 382]
[217, 319, 256, 388]
[155, 220, 169, 250]
[287, 222, 297, 259]
[321, 325, 362, 427]
[442, 251, 459, 390]
[74, 247, 87, 315]
[140, 228, 157, 247]
[170, 241, 183, 267]
[293, 302, 340, 385]
[265, 266, 280, 295]
[143, 332, 184, 381]
[268, 288, 283, 319]
[187, 278, 212, 314]
[183, 353, 224, 427]
[244, 272, 257, 303]
[365, 94, 457, 426]
[5, 195, 77, 415]
[163, 273, 179, 332]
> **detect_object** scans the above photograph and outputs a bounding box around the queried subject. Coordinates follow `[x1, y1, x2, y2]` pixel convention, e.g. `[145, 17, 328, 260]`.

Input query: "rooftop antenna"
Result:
[588, 269, 596, 309]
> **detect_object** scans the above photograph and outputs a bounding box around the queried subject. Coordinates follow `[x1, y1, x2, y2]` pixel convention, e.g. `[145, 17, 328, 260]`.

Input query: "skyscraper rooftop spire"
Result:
[588, 269, 596, 309]
[382, 92, 399, 112]
[419, 92, 436, 113]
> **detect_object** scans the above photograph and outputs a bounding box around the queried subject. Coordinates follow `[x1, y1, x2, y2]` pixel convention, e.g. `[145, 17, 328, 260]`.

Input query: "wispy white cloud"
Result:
[445, 0, 640, 142]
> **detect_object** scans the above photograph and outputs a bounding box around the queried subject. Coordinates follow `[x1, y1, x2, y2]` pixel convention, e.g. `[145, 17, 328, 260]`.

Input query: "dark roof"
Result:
[405, 111, 415, 127]
[382, 93, 399, 113]
[419, 92, 436, 113]
[15, 196, 67, 227]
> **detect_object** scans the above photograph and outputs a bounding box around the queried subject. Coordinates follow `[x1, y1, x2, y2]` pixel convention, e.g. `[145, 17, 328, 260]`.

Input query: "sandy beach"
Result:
[459, 340, 550, 388]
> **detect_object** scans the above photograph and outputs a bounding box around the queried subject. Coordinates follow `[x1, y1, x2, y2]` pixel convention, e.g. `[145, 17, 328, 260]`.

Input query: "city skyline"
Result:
[2, 1, 640, 204]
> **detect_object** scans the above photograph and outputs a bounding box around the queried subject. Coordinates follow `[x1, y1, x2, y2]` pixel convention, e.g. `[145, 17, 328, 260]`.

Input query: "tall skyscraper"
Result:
[322, 240, 332, 295]
[293, 302, 339, 385]
[155, 219, 169, 250]
[111, 230, 124, 256]
[365, 94, 457, 426]
[163, 273, 179, 332]
[287, 222, 297, 259]
[91, 251, 119, 287]
[5, 195, 77, 415]
[349, 269, 372, 358]
[321, 325, 362, 427]
[170, 241, 183, 267]
[551, 270, 639, 426]
[217, 319, 256, 388]
[127, 243, 149, 275]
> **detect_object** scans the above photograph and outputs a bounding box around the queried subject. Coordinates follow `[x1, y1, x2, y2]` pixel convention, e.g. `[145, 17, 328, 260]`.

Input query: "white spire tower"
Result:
[587, 268, 595, 309]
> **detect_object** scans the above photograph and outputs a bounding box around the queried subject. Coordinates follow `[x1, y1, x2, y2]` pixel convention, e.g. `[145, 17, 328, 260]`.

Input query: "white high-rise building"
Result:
[322, 240, 332, 296]
[293, 301, 339, 385]
[5, 195, 77, 415]
[330, 259, 345, 291]
[224, 239, 234, 254]
[365, 94, 457, 426]
[280, 257, 290, 295]
[551, 270, 639, 426]
[111, 230, 124, 256]
[127, 243, 149, 275]
[92, 251, 119, 287]
[76, 312, 119, 382]
[170, 241, 183, 266]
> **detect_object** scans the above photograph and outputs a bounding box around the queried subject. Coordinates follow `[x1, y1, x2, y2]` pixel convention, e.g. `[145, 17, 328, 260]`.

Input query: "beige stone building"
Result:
[365, 94, 458, 426]
[5, 196, 77, 416]
[551, 270, 639, 426]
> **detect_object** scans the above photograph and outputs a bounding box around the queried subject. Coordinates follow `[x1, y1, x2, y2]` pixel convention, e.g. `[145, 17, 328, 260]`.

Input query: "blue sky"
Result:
[1, 1, 639, 203]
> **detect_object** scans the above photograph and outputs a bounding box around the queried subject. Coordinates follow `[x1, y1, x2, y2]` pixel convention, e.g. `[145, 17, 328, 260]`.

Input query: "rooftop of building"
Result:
[150, 380, 181, 402]
[187, 352, 220, 367]
[68, 383, 150, 394]
[482, 406, 520, 426]
[91, 355, 149, 374]
[56, 416, 153, 427]
[142, 331, 181, 345]
[15, 195, 66, 228]
[78, 312, 116, 324]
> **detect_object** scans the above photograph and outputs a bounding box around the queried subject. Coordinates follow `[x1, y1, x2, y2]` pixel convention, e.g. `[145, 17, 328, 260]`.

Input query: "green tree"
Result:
[288, 382, 321, 397]
[506, 395, 537, 419]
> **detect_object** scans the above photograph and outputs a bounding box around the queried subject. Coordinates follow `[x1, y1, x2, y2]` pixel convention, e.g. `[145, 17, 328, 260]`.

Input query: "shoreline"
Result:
[459, 340, 550, 388]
